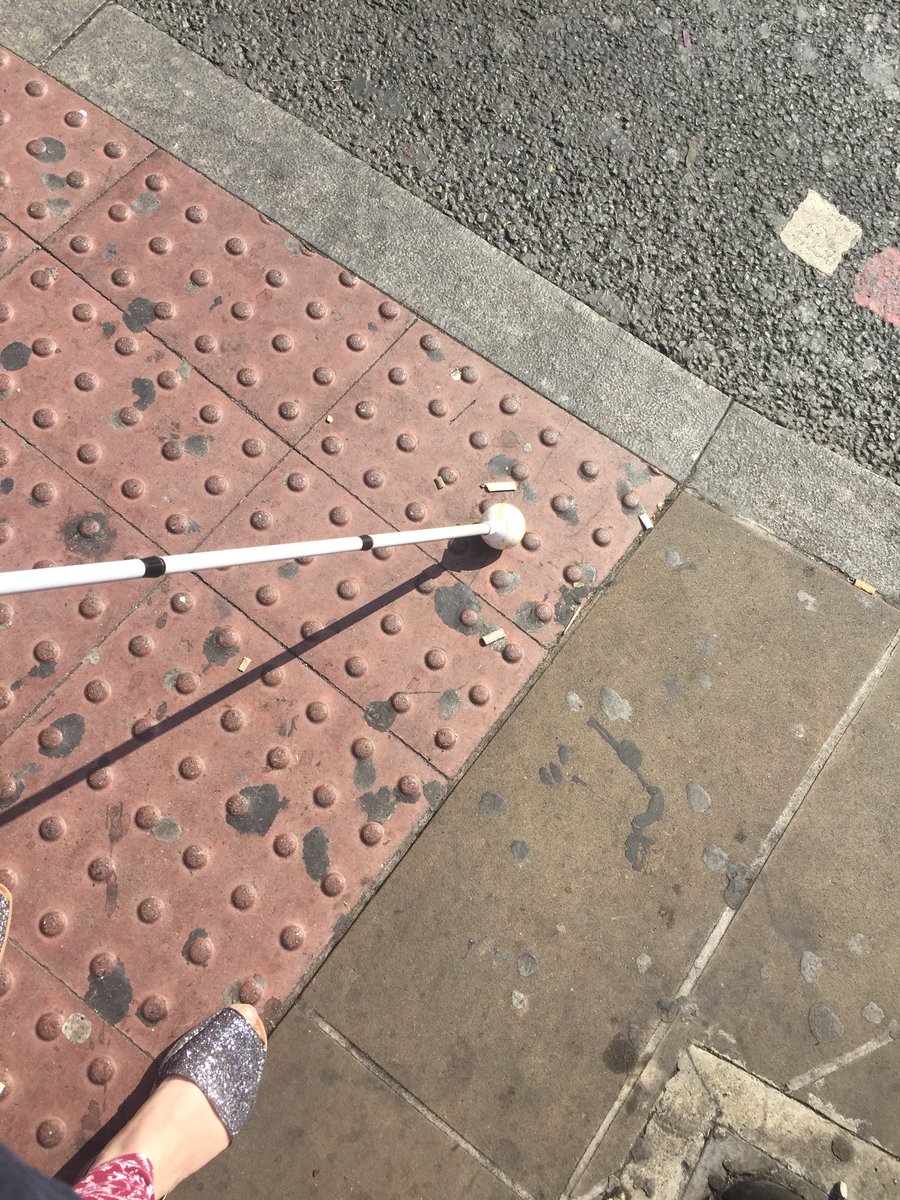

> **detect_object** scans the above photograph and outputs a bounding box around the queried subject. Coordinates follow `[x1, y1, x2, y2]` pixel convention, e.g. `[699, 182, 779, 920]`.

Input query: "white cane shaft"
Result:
[0, 521, 493, 597]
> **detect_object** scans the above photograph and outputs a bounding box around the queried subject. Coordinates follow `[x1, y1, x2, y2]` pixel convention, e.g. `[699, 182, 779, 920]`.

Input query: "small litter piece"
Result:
[564, 605, 583, 633]
[831, 1184, 849, 1200]
[434, 476, 445, 489]
[479, 628, 506, 647]
[853, 578, 876, 594]
[324, 414, 334, 424]
[639, 512, 654, 531]
[482, 481, 517, 493]
[238, 656, 252, 672]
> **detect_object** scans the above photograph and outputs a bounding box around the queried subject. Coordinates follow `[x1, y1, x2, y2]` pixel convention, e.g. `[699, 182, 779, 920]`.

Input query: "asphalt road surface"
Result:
[128, 0, 900, 483]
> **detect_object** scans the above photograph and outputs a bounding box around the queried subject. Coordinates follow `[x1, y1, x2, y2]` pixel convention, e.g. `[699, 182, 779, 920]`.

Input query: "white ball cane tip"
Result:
[482, 503, 526, 550]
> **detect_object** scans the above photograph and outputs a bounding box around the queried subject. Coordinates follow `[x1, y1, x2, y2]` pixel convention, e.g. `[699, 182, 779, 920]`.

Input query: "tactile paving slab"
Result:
[0, 576, 444, 1056]
[0, 429, 155, 744]
[302, 322, 674, 644]
[197, 452, 543, 772]
[0, 48, 153, 236]
[0, 252, 284, 550]
[0, 942, 151, 1174]
[48, 149, 414, 441]
[0, 216, 35, 279]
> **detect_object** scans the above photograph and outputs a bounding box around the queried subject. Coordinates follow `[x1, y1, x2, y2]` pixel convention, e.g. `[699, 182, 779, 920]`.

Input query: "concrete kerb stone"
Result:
[690, 404, 900, 605]
[44, 3, 727, 482]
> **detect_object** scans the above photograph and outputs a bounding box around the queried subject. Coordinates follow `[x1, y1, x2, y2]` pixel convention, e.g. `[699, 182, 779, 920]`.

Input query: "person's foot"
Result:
[86, 1004, 266, 1197]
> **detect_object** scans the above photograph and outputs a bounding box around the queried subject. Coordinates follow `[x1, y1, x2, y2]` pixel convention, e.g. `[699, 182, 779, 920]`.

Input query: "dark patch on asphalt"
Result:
[1, 342, 31, 371]
[439, 688, 460, 719]
[42, 172, 67, 191]
[28, 660, 56, 680]
[47, 197, 69, 216]
[203, 627, 241, 665]
[38, 713, 86, 758]
[364, 699, 396, 732]
[433, 580, 486, 637]
[0, 772, 26, 810]
[510, 839, 531, 862]
[479, 791, 507, 818]
[34, 136, 66, 163]
[78, 1100, 102, 1152]
[151, 815, 181, 841]
[84, 960, 132, 1025]
[104, 243, 117, 260]
[277, 561, 299, 579]
[588, 716, 664, 871]
[423, 780, 444, 808]
[332, 911, 353, 939]
[0, 478, 13, 495]
[552, 496, 578, 524]
[61, 512, 116, 555]
[183, 434, 209, 458]
[225, 784, 287, 835]
[539, 760, 563, 786]
[359, 786, 395, 821]
[131, 191, 160, 213]
[131, 377, 156, 410]
[123, 297, 156, 333]
[515, 600, 545, 633]
[209, 295, 223, 311]
[106, 802, 125, 844]
[603, 1035, 639, 1074]
[101, 320, 116, 338]
[353, 755, 376, 790]
[182, 928, 211, 966]
[302, 826, 329, 880]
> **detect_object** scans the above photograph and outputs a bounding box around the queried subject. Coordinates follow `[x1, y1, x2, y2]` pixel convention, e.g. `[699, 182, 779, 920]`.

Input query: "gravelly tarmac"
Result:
[127, 0, 900, 483]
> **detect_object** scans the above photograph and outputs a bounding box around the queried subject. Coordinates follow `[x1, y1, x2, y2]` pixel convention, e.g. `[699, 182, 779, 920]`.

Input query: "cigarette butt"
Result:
[238, 656, 252, 672]
[435, 476, 445, 489]
[479, 628, 505, 647]
[482, 481, 517, 493]
[639, 512, 654, 531]
[853, 579, 876, 595]
[324, 414, 334, 424]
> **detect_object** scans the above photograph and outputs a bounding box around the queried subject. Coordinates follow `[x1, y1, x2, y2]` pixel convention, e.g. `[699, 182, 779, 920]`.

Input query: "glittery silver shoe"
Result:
[0, 884, 11, 968]
[157, 1007, 266, 1141]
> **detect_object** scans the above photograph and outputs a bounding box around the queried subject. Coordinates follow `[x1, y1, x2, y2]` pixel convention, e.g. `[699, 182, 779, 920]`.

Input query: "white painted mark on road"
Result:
[780, 189, 862, 276]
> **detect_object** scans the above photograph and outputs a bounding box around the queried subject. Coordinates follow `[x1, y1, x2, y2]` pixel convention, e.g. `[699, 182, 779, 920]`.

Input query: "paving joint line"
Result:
[30, 0, 111, 67]
[38, 243, 412, 458]
[560, 621, 900, 1199]
[298, 999, 533, 1200]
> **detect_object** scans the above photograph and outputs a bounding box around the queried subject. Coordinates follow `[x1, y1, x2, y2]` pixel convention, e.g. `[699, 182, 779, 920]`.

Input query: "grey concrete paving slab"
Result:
[693, 641, 900, 1159]
[691, 403, 900, 605]
[174, 1002, 515, 1200]
[46, 4, 728, 481]
[0, 0, 101, 63]
[305, 494, 899, 1199]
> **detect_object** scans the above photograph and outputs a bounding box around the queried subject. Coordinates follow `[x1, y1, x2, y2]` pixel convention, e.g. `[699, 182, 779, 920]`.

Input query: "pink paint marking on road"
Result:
[853, 247, 900, 327]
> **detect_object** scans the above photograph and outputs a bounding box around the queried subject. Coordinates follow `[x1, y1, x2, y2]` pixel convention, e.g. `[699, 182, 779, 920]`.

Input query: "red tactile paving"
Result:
[0, 216, 36, 279]
[47, 149, 414, 441]
[0, 430, 154, 744]
[0, 253, 284, 550]
[0, 942, 151, 1174]
[302, 322, 674, 644]
[0, 576, 443, 1056]
[0, 48, 153, 237]
[199, 452, 543, 772]
[0, 44, 675, 1170]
